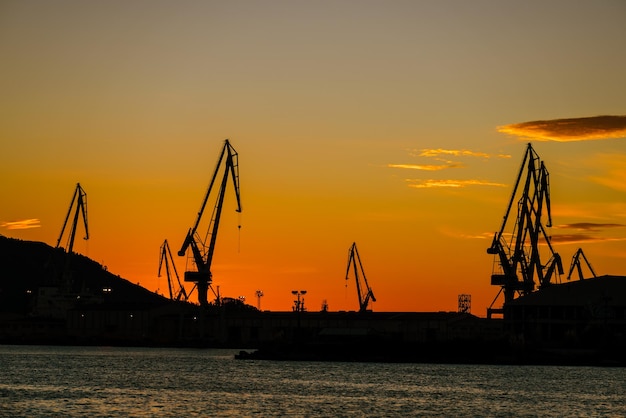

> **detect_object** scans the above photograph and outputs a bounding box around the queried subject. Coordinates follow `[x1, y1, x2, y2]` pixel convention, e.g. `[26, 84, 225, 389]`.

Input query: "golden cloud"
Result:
[1, 219, 41, 230]
[588, 154, 626, 193]
[414, 149, 511, 159]
[407, 179, 507, 189]
[388, 163, 465, 171]
[498, 115, 626, 142]
[392, 148, 510, 189]
[554, 223, 624, 231]
[548, 223, 625, 244]
[549, 234, 626, 244]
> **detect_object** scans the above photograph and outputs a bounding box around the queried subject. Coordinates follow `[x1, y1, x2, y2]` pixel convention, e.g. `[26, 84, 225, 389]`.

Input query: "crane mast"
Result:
[178, 140, 241, 307]
[487, 144, 563, 316]
[158, 239, 190, 302]
[345, 242, 376, 313]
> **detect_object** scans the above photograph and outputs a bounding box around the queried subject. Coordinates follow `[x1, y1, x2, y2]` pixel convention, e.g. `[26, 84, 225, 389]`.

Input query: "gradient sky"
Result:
[2, 0, 626, 315]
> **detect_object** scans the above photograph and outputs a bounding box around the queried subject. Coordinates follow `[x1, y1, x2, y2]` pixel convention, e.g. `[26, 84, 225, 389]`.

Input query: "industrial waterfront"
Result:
[3, 2, 624, 416]
[2, 141, 626, 365]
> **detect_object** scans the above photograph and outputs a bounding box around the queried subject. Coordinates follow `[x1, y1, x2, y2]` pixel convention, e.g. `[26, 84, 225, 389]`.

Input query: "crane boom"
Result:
[178, 139, 241, 306]
[345, 242, 376, 313]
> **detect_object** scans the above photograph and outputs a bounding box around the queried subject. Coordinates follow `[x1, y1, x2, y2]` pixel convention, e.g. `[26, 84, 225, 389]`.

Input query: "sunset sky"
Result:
[2, 1, 626, 315]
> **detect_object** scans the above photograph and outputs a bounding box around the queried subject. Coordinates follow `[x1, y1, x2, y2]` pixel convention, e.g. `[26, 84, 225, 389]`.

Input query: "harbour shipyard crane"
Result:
[345, 242, 376, 313]
[178, 140, 241, 307]
[158, 239, 191, 302]
[36, 183, 90, 318]
[56, 183, 89, 291]
[487, 144, 563, 318]
[566, 248, 597, 281]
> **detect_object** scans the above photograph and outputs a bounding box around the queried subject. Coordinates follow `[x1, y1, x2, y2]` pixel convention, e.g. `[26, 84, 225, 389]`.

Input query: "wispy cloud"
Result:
[416, 149, 510, 159]
[554, 222, 624, 231]
[459, 231, 495, 240]
[587, 154, 626, 193]
[407, 179, 507, 189]
[548, 223, 626, 244]
[549, 234, 626, 244]
[388, 163, 465, 171]
[498, 115, 626, 142]
[1, 219, 41, 230]
[392, 147, 510, 189]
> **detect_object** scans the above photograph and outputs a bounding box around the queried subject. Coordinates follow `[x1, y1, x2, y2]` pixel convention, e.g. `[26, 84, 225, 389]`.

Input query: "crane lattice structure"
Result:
[458, 294, 471, 314]
[56, 183, 89, 291]
[345, 242, 376, 313]
[487, 144, 563, 318]
[178, 139, 241, 307]
[158, 239, 192, 302]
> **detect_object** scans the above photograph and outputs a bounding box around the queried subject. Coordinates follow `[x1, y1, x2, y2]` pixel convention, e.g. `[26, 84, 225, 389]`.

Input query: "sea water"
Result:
[1, 345, 624, 417]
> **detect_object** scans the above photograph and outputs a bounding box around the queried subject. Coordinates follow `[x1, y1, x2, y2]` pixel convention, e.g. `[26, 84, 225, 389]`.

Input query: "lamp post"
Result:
[255, 290, 264, 310]
[291, 290, 307, 342]
[291, 290, 307, 312]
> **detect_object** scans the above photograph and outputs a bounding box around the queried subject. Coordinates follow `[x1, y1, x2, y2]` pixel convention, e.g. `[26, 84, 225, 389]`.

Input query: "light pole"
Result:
[291, 290, 307, 342]
[291, 290, 307, 312]
[255, 290, 264, 310]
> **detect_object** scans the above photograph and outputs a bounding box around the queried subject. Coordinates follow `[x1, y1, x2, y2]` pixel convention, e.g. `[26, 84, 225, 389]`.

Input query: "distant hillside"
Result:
[0, 235, 172, 314]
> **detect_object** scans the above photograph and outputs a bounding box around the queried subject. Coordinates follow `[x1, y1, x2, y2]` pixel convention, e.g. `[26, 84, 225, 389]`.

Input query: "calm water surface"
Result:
[0, 345, 624, 417]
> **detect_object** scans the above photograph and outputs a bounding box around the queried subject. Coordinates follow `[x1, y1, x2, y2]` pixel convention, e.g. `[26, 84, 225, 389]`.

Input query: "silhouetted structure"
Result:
[55, 183, 89, 293]
[458, 294, 471, 313]
[178, 139, 241, 307]
[3, 236, 626, 365]
[158, 239, 190, 302]
[487, 144, 563, 318]
[505, 275, 626, 345]
[345, 242, 376, 313]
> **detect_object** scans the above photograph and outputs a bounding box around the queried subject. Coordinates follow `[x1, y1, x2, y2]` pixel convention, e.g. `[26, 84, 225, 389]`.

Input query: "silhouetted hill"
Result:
[0, 235, 172, 314]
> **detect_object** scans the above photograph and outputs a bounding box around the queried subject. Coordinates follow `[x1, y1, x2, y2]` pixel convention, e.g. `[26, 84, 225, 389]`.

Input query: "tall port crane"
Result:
[487, 144, 563, 316]
[56, 183, 89, 290]
[345, 242, 376, 312]
[178, 139, 241, 307]
[56, 183, 89, 253]
[566, 248, 597, 281]
[158, 239, 190, 302]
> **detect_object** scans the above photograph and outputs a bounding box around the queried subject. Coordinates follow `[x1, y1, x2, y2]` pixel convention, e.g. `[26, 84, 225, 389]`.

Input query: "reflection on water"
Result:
[1, 345, 625, 417]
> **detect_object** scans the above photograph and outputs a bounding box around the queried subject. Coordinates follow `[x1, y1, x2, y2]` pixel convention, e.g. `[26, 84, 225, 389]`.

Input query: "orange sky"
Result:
[1, 1, 626, 316]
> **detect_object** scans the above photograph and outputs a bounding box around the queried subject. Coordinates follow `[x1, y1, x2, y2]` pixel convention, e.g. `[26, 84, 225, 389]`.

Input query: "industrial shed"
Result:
[504, 275, 626, 345]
